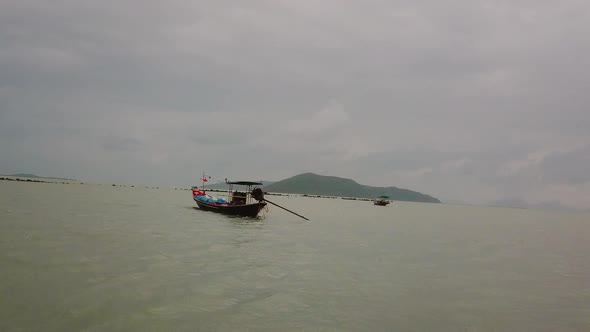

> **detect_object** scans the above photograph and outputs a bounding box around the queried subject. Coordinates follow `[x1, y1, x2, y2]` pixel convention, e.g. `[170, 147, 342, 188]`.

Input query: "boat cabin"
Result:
[225, 181, 262, 205]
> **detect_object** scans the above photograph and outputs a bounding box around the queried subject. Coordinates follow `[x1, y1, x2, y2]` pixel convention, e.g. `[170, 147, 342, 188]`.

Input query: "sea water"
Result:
[1, 181, 589, 331]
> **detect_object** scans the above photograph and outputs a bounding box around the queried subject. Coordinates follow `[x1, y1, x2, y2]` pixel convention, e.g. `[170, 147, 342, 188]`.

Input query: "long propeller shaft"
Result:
[264, 199, 309, 220]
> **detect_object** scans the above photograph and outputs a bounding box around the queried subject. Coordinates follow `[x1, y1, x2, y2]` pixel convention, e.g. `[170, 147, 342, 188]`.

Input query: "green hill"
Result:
[263, 173, 440, 203]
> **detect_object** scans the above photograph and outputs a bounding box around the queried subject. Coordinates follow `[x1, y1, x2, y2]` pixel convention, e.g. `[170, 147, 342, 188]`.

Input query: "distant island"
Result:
[1, 172, 440, 203]
[2, 173, 78, 181]
[263, 173, 440, 203]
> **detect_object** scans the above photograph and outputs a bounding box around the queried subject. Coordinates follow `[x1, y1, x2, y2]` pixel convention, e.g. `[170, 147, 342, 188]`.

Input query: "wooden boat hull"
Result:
[373, 200, 390, 206]
[194, 199, 266, 218]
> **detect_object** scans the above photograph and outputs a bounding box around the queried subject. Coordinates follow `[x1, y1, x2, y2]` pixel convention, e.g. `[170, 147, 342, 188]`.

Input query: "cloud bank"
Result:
[1, 0, 589, 209]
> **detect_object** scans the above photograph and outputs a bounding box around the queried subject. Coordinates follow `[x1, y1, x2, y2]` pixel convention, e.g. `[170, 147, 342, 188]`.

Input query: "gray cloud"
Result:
[1, 0, 590, 209]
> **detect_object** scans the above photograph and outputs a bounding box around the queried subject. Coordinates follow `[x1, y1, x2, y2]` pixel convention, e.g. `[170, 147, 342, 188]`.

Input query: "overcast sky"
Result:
[1, 0, 589, 209]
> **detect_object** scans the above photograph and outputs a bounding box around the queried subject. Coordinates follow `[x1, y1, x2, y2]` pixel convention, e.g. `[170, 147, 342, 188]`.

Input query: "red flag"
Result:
[202, 177, 208, 182]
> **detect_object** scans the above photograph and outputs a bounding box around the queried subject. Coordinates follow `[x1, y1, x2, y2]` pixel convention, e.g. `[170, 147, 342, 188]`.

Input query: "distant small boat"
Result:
[372, 195, 391, 206]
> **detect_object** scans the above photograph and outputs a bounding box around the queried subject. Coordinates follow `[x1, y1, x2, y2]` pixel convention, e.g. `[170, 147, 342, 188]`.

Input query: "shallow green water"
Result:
[1, 181, 589, 331]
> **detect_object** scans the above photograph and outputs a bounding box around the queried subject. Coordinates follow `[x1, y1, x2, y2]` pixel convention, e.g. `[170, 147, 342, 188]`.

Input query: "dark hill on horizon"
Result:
[4, 173, 78, 181]
[263, 173, 440, 203]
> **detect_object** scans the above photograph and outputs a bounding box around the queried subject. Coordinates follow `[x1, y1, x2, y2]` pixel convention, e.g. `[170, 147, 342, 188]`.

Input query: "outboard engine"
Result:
[251, 187, 265, 201]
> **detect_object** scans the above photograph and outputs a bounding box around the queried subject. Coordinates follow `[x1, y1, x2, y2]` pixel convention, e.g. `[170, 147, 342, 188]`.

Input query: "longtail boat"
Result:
[192, 180, 267, 218]
[191, 173, 309, 220]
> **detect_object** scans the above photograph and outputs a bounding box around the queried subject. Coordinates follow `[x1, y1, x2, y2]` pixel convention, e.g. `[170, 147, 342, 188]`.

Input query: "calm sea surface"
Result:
[1, 181, 589, 331]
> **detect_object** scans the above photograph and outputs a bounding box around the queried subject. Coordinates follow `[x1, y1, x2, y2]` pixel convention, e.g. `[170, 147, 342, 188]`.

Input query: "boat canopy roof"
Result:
[226, 181, 263, 186]
[378, 195, 390, 199]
